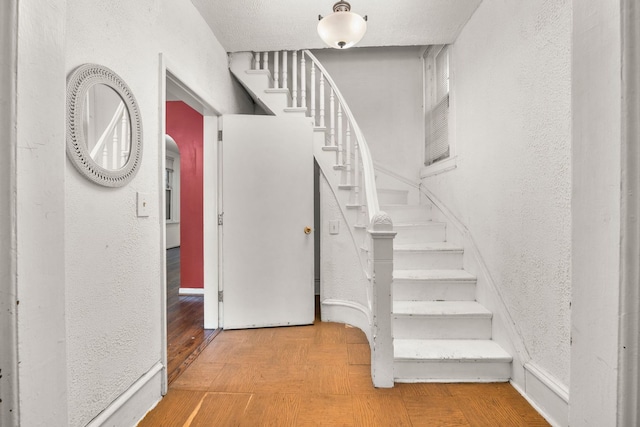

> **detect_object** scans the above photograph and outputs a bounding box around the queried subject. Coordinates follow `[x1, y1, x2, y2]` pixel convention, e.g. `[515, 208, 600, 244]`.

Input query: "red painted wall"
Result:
[166, 101, 204, 289]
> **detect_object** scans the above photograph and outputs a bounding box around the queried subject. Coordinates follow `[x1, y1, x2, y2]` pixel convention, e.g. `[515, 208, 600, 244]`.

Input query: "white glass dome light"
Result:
[317, 1, 367, 49]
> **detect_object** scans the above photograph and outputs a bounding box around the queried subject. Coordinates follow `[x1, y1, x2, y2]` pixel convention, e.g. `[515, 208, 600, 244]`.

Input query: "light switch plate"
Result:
[329, 220, 339, 235]
[137, 192, 150, 217]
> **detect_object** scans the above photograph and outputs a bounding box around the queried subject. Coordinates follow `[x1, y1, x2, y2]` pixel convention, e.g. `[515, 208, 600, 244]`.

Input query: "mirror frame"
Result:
[66, 63, 143, 187]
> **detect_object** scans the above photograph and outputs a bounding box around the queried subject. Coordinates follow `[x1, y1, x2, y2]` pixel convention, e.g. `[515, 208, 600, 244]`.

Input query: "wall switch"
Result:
[329, 220, 340, 235]
[137, 192, 150, 217]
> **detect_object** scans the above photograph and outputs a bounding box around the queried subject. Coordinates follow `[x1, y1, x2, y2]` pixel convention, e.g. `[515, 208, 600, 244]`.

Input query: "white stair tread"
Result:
[381, 204, 430, 210]
[245, 69, 270, 75]
[394, 339, 512, 362]
[394, 222, 445, 228]
[394, 269, 476, 281]
[395, 242, 463, 252]
[378, 188, 409, 194]
[393, 301, 491, 316]
[264, 88, 289, 94]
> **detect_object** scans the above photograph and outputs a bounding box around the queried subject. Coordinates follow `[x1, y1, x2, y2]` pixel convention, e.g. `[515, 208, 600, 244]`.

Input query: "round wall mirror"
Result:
[66, 64, 142, 187]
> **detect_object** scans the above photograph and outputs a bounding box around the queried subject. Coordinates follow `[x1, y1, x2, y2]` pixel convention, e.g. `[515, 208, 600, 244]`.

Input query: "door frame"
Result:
[159, 53, 221, 394]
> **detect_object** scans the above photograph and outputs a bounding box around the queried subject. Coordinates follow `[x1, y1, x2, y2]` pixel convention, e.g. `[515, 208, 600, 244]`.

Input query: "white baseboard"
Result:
[179, 287, 204, 295]
[511, 362, 569, 427]
[86, 362, 163, 427]
[321, 299, 371, 343]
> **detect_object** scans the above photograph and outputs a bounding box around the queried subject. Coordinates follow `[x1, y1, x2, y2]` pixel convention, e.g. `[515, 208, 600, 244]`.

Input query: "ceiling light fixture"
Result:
[317, 1, 368, 49]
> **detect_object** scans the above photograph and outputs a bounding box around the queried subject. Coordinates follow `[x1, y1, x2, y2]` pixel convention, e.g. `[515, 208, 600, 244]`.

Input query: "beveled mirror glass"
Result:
[66, 64, 142, 187]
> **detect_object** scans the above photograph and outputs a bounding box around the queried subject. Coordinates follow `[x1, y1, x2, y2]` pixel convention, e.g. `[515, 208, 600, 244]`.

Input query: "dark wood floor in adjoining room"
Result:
[166, 247, 217, 384]
[143, 303, 549, 426]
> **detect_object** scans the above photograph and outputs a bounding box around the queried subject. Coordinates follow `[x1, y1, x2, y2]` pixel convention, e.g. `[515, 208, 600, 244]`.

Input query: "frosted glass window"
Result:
[424, 45, 450, 166]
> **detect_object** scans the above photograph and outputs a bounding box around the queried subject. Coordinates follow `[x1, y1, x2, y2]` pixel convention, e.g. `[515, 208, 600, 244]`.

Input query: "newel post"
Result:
[369, 212, 396, 388]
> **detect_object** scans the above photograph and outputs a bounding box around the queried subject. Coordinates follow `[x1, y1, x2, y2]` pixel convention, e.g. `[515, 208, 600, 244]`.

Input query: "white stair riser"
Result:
[283, 108, 307, 117]
[394, 251, 463, 270]
[393, 316, 492, 340]
[382, 206, 432, 223]
[378, 190, 408, 205]
[394, 224, 446, 244]
[262, 91, 289, 111]
[394, 360, 511, 382]
[393, 280, 476, 301]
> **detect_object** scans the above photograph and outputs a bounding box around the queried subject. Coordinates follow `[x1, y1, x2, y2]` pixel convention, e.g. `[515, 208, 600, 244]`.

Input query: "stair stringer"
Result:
[315, 132, 376, 343]
[316, 157, 373, 346]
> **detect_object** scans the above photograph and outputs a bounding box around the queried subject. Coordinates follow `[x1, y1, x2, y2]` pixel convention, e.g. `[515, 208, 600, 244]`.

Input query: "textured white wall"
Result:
[64, 1, 251, 425]
[15, 2, 70, 426]
[570, 0, 622, 425]
[422, 0, 572, 388]
[311, 47, 424, 180]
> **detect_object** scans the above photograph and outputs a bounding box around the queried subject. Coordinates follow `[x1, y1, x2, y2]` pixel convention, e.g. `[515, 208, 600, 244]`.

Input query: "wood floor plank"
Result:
[242, 393, 301, 426]
[195, 338, 242, 364]
[352, 395, 413, 427]
[347, 343, 371, 365]
[345, 325, 368, 344]
[313, 321, 347, 344]
[137, 389, 205, 427]
[347, 365, 401, 396]
[207, 363, 260, 393]
[305, 364, 351, 395]
[296, 394, 355, 426]
[189, 392, 253, 426]
[251, 364, 309, 394]
[402, 395, 471, 427]
[456, 395, 541, 427]
[397, 382, 452, 397]
[272, 340, 311, 365]
[170, 361, 224, 391]
[307, 343, 349, 365]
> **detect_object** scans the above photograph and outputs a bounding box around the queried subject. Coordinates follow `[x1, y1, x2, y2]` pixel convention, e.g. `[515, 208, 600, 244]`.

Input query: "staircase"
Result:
[229, 50, 511, 384]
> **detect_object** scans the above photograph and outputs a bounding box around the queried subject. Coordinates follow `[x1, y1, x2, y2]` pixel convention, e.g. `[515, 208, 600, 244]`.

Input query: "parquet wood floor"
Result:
[166, 248, 216, 385]
[142, 302, 549, 426]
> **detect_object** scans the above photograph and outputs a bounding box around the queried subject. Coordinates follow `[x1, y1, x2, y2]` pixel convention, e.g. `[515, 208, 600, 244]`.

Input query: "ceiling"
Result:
[191, 0, 482, 53]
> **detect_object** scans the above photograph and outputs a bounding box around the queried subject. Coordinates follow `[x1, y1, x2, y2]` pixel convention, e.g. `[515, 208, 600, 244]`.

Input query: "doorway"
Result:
[160, 59, 220, 391]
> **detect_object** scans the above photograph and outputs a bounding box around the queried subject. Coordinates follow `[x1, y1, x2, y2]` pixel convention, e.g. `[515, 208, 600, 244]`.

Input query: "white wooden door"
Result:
[221, 114, 314, 329]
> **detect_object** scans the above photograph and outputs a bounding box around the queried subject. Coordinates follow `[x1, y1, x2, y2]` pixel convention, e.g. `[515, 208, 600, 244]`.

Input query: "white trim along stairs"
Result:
[228, 50, 512, 385]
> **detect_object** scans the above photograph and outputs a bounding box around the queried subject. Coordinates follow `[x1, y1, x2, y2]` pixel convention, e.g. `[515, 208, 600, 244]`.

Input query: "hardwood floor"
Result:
[166, 247, 217, 384]
[143, 303, 549, 426]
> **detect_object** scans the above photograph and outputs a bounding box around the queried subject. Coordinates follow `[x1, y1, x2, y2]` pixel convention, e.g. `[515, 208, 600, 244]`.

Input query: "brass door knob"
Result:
[304, 226, 312, 235]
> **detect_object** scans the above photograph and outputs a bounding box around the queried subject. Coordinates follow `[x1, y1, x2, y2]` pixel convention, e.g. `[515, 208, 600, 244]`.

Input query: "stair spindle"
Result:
[319, 73, 325, 128]
[262, 52, 267, 71]
[253, 52, 259, 70]
[274, 51, 279, 88]
[346, 121, 352, 185]
[310, 62, 316, 125]
[292, 51, 298, 108]
[330, 88, 336, 148]
[337, 103, 343, 165]
[283, 52, 289, 98]
[300, 53, 306, 112]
